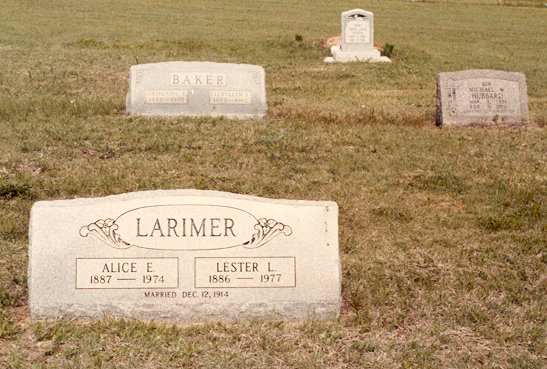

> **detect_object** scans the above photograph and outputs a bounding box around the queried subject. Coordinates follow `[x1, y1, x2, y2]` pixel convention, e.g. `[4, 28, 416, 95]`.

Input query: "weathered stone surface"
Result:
[325, 9, 390, 63]
[29, 190, 340, 322]
[436, 69, 528, 127]
[126, 62, 267, 119]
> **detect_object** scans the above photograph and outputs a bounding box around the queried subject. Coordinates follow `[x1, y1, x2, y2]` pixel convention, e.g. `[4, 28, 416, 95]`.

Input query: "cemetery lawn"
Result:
[0, 0, 545, 367]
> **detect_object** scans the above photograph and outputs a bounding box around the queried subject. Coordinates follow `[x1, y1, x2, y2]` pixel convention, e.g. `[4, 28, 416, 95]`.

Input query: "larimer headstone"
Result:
[325, 9, 390, 63]
[126, 62, 267, 119]
[436, 69, 529, 127]
[29, 190, 340, 322]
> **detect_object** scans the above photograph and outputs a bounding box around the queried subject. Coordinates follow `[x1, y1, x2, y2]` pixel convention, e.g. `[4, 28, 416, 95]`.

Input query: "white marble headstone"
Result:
[126, 62, 267, 119]
[341, 9, 374, 53]
[325, 9, 390, 63]
[29, 190, 340, 322]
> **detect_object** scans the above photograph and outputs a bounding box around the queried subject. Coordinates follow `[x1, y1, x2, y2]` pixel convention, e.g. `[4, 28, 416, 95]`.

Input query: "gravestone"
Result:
[126, 62, 267, 119]
[436, 70, 529, 127]
[29, 190, 340, 322]
[325, 9, 390, 63]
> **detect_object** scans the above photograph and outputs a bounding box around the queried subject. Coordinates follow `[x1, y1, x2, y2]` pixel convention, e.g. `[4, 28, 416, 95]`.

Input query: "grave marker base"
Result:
[325, 46, 391, 63]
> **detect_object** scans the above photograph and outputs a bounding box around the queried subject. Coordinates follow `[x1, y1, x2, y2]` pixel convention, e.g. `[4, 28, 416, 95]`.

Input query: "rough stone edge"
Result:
[29, 189, 338, 209]
[435, 72, 443, 126]
[125, 112, 267, 120]
[129, 61, 265, 71]
[327, 199, 342, 315]
[436, 69, 529, 128]
[30, 301, 341, 323]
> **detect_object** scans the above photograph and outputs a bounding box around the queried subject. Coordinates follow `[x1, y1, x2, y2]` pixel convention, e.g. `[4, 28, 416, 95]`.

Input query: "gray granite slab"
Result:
[126, 62, 267, 119]
[436, 69, 528, 127]
[29, 190, 340, 322]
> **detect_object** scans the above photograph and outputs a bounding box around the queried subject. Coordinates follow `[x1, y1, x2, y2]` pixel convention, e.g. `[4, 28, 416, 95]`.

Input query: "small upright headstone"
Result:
[126, 62, 267, 119]
[28, 190, 340, 323]
[436, 70, 529, 127]
[325, 9, 390, 63]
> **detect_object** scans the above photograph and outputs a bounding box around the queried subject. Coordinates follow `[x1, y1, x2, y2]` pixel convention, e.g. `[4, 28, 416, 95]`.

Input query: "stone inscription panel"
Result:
[210, 91, 252, 105]
[126, 62, 266, 119]
[76, 257, 179, 289]
[436, 70, 528, 126]
[145, 90, 188, 104]
[29, 190, 340, 323]
[194, 257, 296, 288]
[453, 78, 520, 116]
[345, 19, 371, 44]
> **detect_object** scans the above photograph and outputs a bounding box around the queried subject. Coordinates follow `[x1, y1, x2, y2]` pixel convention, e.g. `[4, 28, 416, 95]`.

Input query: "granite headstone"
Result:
[436, 69, 529, 127]
[29, 190, 340, 322]
[126, 62, 267, 119]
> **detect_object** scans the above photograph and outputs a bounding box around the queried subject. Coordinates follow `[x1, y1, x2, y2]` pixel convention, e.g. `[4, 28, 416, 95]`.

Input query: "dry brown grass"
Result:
[0, 0, 545, 367]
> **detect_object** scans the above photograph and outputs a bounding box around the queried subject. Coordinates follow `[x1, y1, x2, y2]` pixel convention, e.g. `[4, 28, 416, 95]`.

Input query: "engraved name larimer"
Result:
[79, 205, 293, 250]
[136, 217, 236, 238]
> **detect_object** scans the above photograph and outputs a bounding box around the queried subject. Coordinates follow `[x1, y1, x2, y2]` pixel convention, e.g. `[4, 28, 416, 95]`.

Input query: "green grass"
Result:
[0, 0, 546, 367]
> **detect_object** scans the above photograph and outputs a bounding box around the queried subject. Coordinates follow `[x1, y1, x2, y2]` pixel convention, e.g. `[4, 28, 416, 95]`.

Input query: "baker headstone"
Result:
[325, 9, 390, 63]
[126, 62, 267, 119]
[436, 69, 529, 127]
[29, 190, 340, 322]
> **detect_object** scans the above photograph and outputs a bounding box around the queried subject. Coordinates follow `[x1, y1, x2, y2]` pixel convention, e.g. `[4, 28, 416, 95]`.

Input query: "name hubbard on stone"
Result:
[436, 69, 528, 127]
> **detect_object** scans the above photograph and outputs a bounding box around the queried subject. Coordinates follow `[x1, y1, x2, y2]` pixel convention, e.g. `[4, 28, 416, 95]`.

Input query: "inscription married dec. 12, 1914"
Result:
[126, 62, 267, 119]
[29, 190, 340, 323]
[436, 69, 529, 127]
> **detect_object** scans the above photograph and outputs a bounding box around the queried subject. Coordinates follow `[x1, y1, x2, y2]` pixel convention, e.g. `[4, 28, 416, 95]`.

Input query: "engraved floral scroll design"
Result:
[242, 218, 293, 249]
[79, 218, 131, 249]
